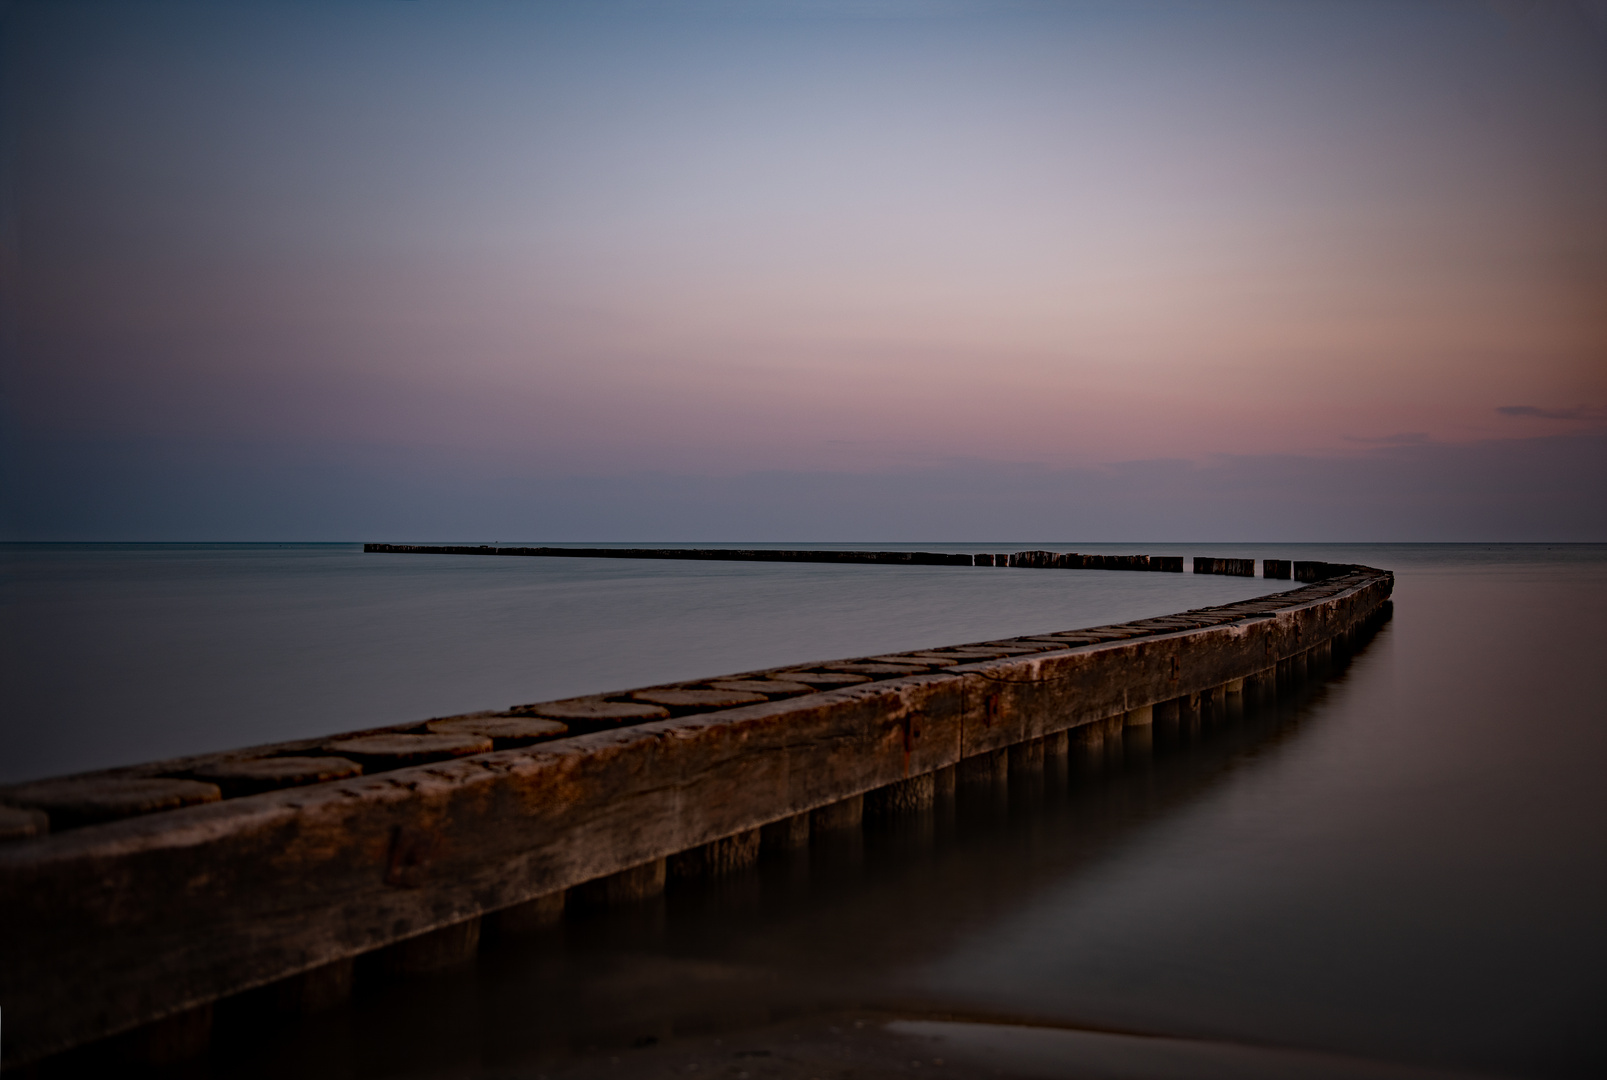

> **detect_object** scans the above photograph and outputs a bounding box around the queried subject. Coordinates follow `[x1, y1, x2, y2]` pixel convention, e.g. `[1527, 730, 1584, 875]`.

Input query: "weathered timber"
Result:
[122, 1003, 213, 1067]
[958, 747, 1008, 788]
[0, 566, 1391, 1067]
[812, 794, 866, 832]
[631, 688, 769, 712]
[493, 889, 566, 934]
[668, 827, 762, 877]
[1007, 737, 1045, 776]
[524, 699, 670, 723]
[759, 812, 810, 851]
[324, 733, 492, 768]
[1193, 557, 1255, 577]
[272, 956, 354, 1014]
[362, 543, 1192, 573]
[868, 773, 936, 816]
[1123, 705, 1155, 728]
[1044, 730, 1070, 766]
[4, 777, 221, 830]
[423, 716, 569, 748]
[572, 859, 667, 907]
[383, 917, 482, 975]
[365, 543, 976, 565]
[0, 805, 48, 842]
[191, 757, 363, 798]
[706, 679, 817, 697]
[771, 671, 872, 688]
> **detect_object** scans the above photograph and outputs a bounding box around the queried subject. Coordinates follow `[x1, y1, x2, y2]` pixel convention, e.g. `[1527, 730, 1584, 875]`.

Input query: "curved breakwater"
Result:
[0, 551, 1391, 1069]
[362, 543, 1350, 582]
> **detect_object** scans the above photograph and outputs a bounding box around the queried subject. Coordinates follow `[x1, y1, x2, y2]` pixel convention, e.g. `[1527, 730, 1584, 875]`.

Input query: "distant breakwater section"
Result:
[364, 543, 1347, 581]
[1, 559, 1390, 1068]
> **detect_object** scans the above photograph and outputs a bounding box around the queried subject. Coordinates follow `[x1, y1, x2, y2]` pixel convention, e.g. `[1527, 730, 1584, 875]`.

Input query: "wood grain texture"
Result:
[0, 569, 1391, 1067]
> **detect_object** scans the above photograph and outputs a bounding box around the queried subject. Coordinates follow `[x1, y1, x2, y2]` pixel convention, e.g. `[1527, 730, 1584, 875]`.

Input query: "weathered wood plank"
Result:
[0, 568, 1391, 1066]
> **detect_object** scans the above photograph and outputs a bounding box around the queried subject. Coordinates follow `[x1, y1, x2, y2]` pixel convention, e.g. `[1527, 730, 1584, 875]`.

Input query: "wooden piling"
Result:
[811, 794, 865, 832]
[760, 812, 811, 851]
[1043, 730, 1069, 771]
[869, 773, 936, 816]
[958, 748, 1008, 788]
[669, 828, 762, 878]
[0, 805, 47, 843]
[1008, 737, 1045, 776]
[1070, 723, 1104, 776]
[383, 916, 482, 975]
[273, 957, 354, 1014]
[574, 859, 668, 908]
[121, 1003, 212, 1067]
[0, 563, 1394, 1069]
[493, 890, 567, 935]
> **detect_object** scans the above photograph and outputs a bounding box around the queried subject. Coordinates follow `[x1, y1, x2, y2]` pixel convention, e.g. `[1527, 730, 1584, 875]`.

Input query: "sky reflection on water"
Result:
[11, 545, 1604, 1078]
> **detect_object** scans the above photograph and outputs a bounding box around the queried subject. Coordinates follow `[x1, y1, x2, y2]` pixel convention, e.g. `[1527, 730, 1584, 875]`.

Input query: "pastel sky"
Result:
[3, 0, 1604, 540]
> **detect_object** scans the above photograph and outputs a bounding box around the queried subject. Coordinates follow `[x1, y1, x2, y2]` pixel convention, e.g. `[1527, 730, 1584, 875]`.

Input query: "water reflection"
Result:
[177, 617, 1380, 1080]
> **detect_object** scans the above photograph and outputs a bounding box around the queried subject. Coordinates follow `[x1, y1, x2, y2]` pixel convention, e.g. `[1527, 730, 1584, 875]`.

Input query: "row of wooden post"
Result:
[98, 592, 1390, 1071]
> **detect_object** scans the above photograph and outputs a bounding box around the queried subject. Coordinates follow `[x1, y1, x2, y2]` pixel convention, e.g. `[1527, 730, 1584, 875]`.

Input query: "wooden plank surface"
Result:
[0, 568, 1391, 1066]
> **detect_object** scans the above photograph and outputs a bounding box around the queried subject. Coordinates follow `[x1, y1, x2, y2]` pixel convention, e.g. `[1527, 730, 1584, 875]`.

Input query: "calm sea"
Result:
[3, 542, 1289, 784]
[4, 542, 1604, 1079]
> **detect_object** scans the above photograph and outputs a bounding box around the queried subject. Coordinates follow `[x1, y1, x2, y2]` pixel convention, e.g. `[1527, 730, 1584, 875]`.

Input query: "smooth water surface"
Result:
[12, 544, 1605, 1080]
[192, 543, 1604, 1080]
[904, 551, 1607, 1077]
[1, 542, 1283, 783]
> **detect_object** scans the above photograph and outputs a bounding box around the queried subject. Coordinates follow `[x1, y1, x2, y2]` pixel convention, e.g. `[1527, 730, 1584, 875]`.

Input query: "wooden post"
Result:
[573, 858, 667, 908]
[121, 1003, 212, 1067]
[1245, 667, 1277, 706]
[1071, 722, 1103, 776]
[669, 828, 762, 878]
[811, 794, 864, 833]
[493, 891, 567, 935]
[273, 957, 354, 1013]
[383, 916, 481, 975]
[0, 562, 1393, 1069]
[1007, 737, 1045, 777]
[760, 812, 811, 852]
[869, 773, 936, 816]
[1043, 730, 1069, 782]
[958, 748, 1007, 788]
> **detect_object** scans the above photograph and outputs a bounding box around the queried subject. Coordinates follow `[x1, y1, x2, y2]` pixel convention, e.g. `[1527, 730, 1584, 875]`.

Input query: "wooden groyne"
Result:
[363, 542, 1190, 571]
[0, 554, 1391, 1069]
[363, 544, 1358, 581]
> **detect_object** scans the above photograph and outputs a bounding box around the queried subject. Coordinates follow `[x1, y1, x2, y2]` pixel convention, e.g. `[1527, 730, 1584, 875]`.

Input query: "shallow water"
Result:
[12, 544, 1606, 1079]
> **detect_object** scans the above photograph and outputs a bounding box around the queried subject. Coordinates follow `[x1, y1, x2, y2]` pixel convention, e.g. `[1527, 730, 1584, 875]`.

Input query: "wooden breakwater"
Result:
[363, 542, 1189, 571]
[0, 556, 1391, 1069]
[363, 544, 1357, 581]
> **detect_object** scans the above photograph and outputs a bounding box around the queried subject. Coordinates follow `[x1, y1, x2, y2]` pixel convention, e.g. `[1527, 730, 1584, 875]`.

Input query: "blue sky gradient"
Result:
[3, 0, 1604, 539]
